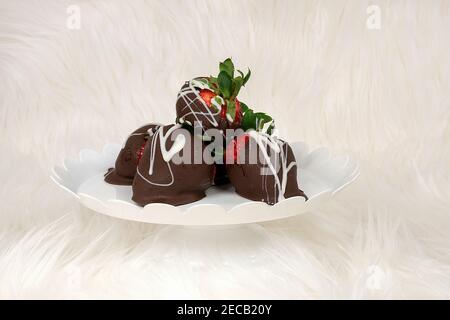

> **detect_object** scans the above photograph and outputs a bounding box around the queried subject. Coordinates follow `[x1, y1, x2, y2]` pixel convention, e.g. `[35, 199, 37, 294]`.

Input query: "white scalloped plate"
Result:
[51, 142, 359, 225]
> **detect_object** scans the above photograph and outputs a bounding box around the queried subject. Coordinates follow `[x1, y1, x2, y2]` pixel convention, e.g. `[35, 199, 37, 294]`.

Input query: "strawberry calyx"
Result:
[207, 58, 251, 126]
[183, 58, 275, 134]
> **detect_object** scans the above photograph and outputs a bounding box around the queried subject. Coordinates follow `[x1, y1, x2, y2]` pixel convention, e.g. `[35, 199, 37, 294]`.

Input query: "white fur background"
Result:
[1, 0, 449, 299]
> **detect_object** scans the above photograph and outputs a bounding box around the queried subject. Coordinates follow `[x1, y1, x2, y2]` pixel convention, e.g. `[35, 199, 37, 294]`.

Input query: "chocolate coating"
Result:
[132, 124, 214, 206]
[213, 163, 230, 186]
[176, 78, 224, 131]
[226, 137, 307, 205]
[104, 124, 160, 185]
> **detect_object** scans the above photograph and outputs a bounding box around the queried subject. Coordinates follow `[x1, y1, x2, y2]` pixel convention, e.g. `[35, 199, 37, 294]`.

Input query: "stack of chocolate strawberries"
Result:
[104, 59, 307, 206]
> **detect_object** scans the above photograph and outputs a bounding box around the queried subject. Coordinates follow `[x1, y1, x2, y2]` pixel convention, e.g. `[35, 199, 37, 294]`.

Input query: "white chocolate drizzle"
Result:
[136, 124, 187, 187]
[247, 130, 297, 203]
[177, 79, 221, 127]
[121, 123, 161, 148]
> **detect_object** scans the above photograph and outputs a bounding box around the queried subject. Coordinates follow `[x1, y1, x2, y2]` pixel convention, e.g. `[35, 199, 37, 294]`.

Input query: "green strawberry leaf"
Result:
[227, 100, 236, 120]
[209, 76, 217, 86]
[241, 108, 256, 131]
[243, 69, 251, 86]
[254, 112, 272, 122]
[217, 71, 232, 98]
[211, 96, 223, 111]
[209, 59, 273, 130]
[265, 124, 274, 135]
[231, 76, 243, 99]
[240, 101, 249, 113]
[254, 112, 274, 133]
[219, 58, 234, 78]
[207, 76, 219, 94]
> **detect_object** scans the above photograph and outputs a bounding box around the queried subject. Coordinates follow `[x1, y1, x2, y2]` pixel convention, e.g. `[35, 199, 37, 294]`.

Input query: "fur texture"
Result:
[0, 0, 449, 299]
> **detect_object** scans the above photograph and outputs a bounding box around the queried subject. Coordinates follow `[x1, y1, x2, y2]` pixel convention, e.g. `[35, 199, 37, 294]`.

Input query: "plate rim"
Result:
[50, 142, 359, 225]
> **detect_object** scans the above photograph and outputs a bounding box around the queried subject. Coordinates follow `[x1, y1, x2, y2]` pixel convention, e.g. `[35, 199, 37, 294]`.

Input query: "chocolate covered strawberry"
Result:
[176, 58, 251, 131]
[104, 124, 160, 186]
[225, 131, 307, 205]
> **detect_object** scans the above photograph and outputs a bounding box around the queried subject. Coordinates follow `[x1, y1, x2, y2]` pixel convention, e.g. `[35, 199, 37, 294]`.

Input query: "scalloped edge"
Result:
[50, 142, 359, 225]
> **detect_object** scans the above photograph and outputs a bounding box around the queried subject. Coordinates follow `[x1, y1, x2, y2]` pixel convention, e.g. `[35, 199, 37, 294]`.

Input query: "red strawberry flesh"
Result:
[199, 89, 216, 108]
[233, 99, 242, 125]
[136, 143, 146, 163]
[226, 134, 249, 163]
